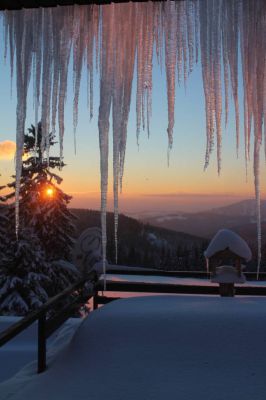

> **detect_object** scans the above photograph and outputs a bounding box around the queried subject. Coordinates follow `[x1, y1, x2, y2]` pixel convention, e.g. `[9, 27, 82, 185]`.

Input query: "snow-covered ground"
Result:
[0, 317, 83, 384]
[1, 295, 266, 400]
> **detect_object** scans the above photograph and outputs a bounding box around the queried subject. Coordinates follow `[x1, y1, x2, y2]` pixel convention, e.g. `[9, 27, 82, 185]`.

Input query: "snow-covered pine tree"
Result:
[39, 184, 76, 261]
[6, 122, 77, 261]
[1, 124, 80, 314]
[0, 229, 52, 316]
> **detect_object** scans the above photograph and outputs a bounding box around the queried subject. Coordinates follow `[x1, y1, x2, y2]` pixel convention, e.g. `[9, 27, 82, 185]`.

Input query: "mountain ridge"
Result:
[139, 199, 266, 241]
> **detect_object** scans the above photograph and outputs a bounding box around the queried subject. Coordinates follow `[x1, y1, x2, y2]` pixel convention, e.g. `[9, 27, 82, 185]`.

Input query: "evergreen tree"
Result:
[0, 229, 52, 316]
[6, 123, 76, 261]
[0, 124, 80, 315]
[39, 186, 76, 261]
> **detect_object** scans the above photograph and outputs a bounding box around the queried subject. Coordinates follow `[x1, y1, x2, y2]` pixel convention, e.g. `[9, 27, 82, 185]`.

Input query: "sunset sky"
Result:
[0, 29, 264, 215]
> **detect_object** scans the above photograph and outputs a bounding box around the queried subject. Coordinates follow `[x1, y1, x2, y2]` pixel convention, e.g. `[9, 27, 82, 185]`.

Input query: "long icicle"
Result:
[98, 4, 115, 288]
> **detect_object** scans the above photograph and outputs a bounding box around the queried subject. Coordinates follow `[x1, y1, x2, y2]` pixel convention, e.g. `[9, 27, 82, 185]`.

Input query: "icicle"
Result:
[206, 257, 209, 275]
[226, 1, 240, 156]
[41, 8, 53, 158]
[176, 5, 183, 86]
[34, 9, 42, 153]
[86, 6, 96, 121]
[3, 11, 8, 62]
[154, 4, 163, 69]
[119, 4, 137, 192]
[186, 1, 194, 74]
[213, 0, 222, 174]
[254, 139, 261, 280]
[194, 0, 199, 64]
[73, 6, 86, 153]
[165, 1, 178, 152]
[112, 5, 123, 265]
[264, 69, 266, 162]
[98, 3, 115, 288]
[2, 1, 266, 280]
[6, 12, 15, 97]
[199, 1, 212, 170]
[144, 5, 154, 138]
[13, 10, 33, 235]
[136, 5, 144, 144]
[222, 4, 229, 127]
[58, 8, 73, 165]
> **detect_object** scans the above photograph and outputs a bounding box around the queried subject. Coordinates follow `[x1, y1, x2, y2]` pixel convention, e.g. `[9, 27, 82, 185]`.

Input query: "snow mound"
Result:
[204, 229, 252, 261]
[2, 296, 266, 400]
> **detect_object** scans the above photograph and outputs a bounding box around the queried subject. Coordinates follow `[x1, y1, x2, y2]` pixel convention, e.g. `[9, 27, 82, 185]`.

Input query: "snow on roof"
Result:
[204, 229, 252, 262]
[1, 296, 266, 400]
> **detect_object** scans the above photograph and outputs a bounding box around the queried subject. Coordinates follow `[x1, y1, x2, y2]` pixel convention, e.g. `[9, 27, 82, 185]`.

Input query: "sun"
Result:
[46, 187, 54, 198]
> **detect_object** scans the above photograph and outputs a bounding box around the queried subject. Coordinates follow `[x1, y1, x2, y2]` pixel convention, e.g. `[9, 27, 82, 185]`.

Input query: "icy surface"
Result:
[204, 229, 252, 262]
[1, 296, 266, 400]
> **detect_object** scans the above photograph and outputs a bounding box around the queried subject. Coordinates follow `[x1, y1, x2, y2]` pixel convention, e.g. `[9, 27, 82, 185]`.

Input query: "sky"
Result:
[0, 21, 264, 216]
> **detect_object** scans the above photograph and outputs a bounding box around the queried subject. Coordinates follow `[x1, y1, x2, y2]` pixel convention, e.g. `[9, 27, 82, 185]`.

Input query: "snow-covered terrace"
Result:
[1, 263, 266, 399]
[1, 295, 266, 400]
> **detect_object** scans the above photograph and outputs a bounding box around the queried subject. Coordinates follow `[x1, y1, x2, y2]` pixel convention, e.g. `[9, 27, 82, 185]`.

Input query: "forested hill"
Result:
[71, 209, 208, 270]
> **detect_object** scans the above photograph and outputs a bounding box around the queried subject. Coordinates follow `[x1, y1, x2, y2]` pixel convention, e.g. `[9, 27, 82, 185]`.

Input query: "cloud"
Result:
[0, 140, 16, 160]
[141, 192, 247, 198]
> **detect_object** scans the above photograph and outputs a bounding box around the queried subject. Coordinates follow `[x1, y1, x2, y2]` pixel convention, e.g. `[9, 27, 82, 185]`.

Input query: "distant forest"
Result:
[72, 209, 209, 271]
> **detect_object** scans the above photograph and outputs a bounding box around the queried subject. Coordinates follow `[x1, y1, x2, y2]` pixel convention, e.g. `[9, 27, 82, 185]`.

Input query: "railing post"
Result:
[38, 312, 47, 373]
[93, 290, 98, 310]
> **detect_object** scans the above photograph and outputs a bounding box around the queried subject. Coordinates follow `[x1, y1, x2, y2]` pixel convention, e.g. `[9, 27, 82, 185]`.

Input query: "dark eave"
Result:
[0, 0, 163, 10]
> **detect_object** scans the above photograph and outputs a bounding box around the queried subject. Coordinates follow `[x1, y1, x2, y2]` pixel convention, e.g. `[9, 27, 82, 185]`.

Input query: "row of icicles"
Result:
[1, 0, 266, 279]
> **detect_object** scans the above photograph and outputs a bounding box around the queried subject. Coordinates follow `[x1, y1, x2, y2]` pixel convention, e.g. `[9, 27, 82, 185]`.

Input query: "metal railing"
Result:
[0, 271, 98, 373]
[94, 269, 266, 306]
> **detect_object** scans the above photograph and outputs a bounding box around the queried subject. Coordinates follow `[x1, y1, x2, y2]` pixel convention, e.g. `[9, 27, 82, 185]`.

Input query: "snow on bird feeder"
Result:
[204, 229, 252, 297]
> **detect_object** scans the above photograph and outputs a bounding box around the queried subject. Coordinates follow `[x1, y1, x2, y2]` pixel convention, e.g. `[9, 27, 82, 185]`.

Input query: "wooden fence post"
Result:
[38, 312, 47, 373]
[93, 291, 98, 310]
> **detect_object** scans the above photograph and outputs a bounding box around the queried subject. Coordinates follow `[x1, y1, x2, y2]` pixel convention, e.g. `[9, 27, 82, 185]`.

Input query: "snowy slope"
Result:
[1, 296, 266, 400]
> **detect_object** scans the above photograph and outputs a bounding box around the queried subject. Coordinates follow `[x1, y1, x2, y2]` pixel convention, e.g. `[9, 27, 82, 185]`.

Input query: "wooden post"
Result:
[93, 291, 98, 310]
[235, 258, 241, 277]
[38, 313, 47, 373]
[219, 283, 235, 297]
